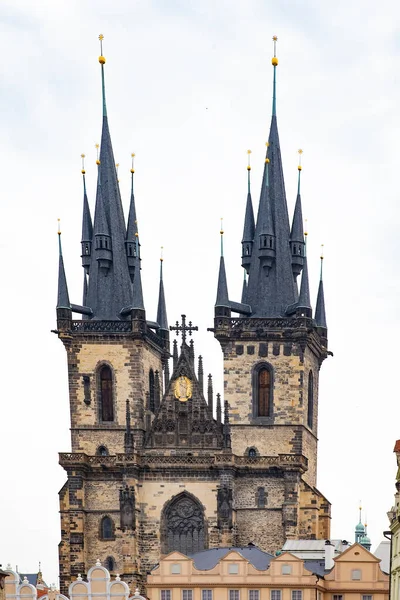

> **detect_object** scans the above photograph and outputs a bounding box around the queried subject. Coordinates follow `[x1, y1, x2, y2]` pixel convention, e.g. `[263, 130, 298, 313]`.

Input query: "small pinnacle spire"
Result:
[81, 153, 93, 274]
[157, 247, 168, 331]
[223, 400, 231, 449]
[241, 268, 247, 304]
[83, 271, 88, 306]
[173, 339, 178, 369]
[241, 150, 256, 273]
[216, 222, 230, 308]
[216, 393, 222, 426]
[164, 360, 170, 390]
[207, 373, 213, 414]
[57, 219, 70, 309]
[198, 355, 204, 391]
[297, 149, 303, 193]
[98, 34, 107, 117]
[124, 399, 134, 454]
[154, 371, 161, 411]
[297, 233, 311, 315]
[315, 245, 327, 328]
[132, 253, 144, 309]
[271, 35, 278, 117]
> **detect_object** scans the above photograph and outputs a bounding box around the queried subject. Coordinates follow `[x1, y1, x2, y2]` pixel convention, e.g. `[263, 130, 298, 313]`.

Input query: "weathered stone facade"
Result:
[57, 310, 330, 595]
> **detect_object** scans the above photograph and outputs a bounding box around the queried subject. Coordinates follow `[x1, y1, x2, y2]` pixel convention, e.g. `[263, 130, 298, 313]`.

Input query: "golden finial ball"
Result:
[81, 169, 86, 174]
[99, 55, 106, 64]
[130, 168, 135, 174]
[272, 57, 278, 66]
[265, 158, 270, 164]
[298, 165, 302, 171]
[247, 165, 251, 171]
[96, 159, 101, 165]
[135, 232, 139, 237]
[272, 35, 278, 42]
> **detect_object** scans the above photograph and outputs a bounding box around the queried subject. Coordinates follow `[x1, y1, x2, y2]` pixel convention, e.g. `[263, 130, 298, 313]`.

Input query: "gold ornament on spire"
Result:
[99, 34, 106, 64]
[247, 149, 252, 171]
[131, 153, 135, 174]
[95, 143, 100, 165]
[160, 246, 164, 262]
[265, 142, 270, 164]
[298, 148, 303, 171]
[304, 218, 308, 237]
[57, 218, 61, 235]
[272, 35, 278, 66]
[81, 153, 86, 174]
[116, 162, 120, 182]
[220, 217, 224, 235]
[320, 244, 324, 260]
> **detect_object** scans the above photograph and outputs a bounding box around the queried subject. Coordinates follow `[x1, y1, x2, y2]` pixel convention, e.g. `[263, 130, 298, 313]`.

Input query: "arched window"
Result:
[257, 487, 267, 508]
[149, 369, 155, 412]
[161, 493, 206, 555]
[248, 448, 257, 458]
[99, 365, 114, 422]
[307, 370, 314, 428]
[100, 516, 114, 540]
[105, 556, 115, 572]
[252, 363, 274, 419]
[96, 445, 109, 456]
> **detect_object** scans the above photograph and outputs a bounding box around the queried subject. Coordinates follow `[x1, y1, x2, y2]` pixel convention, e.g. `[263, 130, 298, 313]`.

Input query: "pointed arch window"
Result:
[100, 516, 114, 540]
[105, 556, 115, 571]
[257, 487, 267, 508]
[252, 363, 273, 420]
[307, 370, 314, 428]
[149, 369, 155, 412]
[99, 365, 114, 422]
[161, 493, 207, 555]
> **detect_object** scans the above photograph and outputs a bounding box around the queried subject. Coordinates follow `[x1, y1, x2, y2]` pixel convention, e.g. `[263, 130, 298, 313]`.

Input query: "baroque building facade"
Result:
[55, 39, 331, 595]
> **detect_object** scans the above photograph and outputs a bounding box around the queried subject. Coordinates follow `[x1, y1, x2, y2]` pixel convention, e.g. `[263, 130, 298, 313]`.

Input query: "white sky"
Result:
[1, 0, 399, 587]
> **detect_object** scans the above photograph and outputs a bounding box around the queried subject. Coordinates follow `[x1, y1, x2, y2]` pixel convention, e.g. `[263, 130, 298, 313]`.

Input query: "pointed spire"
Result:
[173, 339, 178, 369]
[315, 246, 327, 329]
[80, 154, 93, 273]
[241, 150, 256, 273]
[132, 251, 144, 310]
[189, 339, 195, 366]
[244, 36, 296, 317]
[241, 269, 247, 304]
[207, 374, 213, 414]
[164, 359, 170, 391]
[126, 153, 140, 282]
[272, 36, 278, 116]
[290, 150, 306, 278]
[83, 272, 88, 306]
[198, 356, 204, 392]
[215, 221, 230, 308]
[85, 36, 134, 319]
[157, 248, 168, 331]
[57, 220, 70, 309]
[297, 230, 312, 317]
[216, 393, 222, 426]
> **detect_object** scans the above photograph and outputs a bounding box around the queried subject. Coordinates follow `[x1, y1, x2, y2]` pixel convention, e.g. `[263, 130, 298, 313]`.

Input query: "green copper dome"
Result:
[355, 522, 365, 533]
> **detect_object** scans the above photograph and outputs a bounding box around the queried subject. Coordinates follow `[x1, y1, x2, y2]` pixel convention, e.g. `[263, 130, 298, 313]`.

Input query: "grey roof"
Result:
[57, 234, 70, 309]
[189, 546, 274, 571]
[297, 254, 311, 312]
[81, 174, 93, 243]
[241, 272, 247, 303]
[302, 559, 328, 577]
[215, 256, 230, 307]
[258, 161, 275, 237]
[242, 190, 255, 243]
[156, 260, 168, 330]
[126, 173, 139, 242]
[290, 190, 304, 243]
[315, 274, 327, 328]
[132, 255, 144, 310]
[84, 100, 134, 318]
[244, 115, 297, 317]
[19, 574, 48, 587]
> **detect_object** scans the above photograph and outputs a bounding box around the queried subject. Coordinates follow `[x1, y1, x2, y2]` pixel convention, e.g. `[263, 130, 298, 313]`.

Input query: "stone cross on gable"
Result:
[170, 314, 198, 345]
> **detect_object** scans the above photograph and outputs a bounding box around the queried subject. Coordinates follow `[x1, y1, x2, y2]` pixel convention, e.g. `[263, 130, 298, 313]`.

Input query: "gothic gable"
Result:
[145, 343, 223, 449]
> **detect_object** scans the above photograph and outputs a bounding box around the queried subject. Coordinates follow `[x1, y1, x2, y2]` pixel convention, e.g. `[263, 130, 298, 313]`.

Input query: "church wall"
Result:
[65, 337, 163, 454]
[235, 508, 285, 551]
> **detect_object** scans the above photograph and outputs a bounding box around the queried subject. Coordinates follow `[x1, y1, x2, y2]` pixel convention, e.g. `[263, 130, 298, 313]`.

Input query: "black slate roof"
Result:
[188, 546, 274, 571]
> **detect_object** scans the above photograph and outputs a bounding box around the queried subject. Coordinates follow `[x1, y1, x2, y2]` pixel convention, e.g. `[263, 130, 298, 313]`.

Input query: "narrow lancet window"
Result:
[149, 369, 155, 412]
[258, 368, 271, 416]
[100, 365, 114, 421]
[100, 516, 114, 539]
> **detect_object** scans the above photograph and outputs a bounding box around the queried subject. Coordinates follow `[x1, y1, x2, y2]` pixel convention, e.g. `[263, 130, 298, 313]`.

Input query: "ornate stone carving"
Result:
[217, 486, 233, 529]
[119, 485, 135, 530]
[163, 494, 205, 555]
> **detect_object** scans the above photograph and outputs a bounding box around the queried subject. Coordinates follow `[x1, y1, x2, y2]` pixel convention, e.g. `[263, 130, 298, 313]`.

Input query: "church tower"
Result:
[56, 37, 169, 594]
[55, 35, 331, 595]
[213, 36, 331, 544]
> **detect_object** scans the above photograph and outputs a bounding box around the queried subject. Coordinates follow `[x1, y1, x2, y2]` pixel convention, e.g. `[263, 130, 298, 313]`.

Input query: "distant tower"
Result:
[213, 36, 331, 547]
[55, 35, 169, 594]
[355, 505, 366, 543]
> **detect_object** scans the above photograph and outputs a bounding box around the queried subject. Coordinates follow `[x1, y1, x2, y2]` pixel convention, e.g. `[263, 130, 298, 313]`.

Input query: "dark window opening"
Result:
[149, 369, 155, 412]
[105, 556, 115, 571]
[101, 516, 114, 540]
[257, 487, 266, 508]
[248, 448, 257, 458]
[100, 365, 114, 421]
[258, 368, 271, 416]
[97, 445, 109, 456]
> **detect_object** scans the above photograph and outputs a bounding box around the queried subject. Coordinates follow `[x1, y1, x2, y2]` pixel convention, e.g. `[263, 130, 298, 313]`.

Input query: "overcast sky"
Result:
[1, 0, 400, 587]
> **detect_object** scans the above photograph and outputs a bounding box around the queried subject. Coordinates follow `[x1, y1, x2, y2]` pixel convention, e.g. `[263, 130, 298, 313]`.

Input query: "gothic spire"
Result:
[290, 151, 306, 279]
[315, 248, 327, 329]
[57, 221, 70, 309]
[124, 399, 134, 454]
[297, 233, 312, 317]
[241, 150, 255, 273]
[156, 249, 168, 331]
[85, 35, 133, 320]
[126, 154, 139, 282]
[215, 222, 230, 309]
[223, 400, 232, 449]
[207, 373, 213, 414]
[80, 154, 93, 274]
[216, 393, 222, 426]
[244, 36, 297, 317]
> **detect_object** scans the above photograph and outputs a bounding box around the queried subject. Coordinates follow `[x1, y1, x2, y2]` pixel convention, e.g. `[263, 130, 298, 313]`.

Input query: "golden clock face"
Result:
[174, 375, 192, 402]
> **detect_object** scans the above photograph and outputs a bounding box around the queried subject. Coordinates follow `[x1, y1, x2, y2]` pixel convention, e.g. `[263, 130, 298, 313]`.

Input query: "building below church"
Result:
[55, 36, 331, 594]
